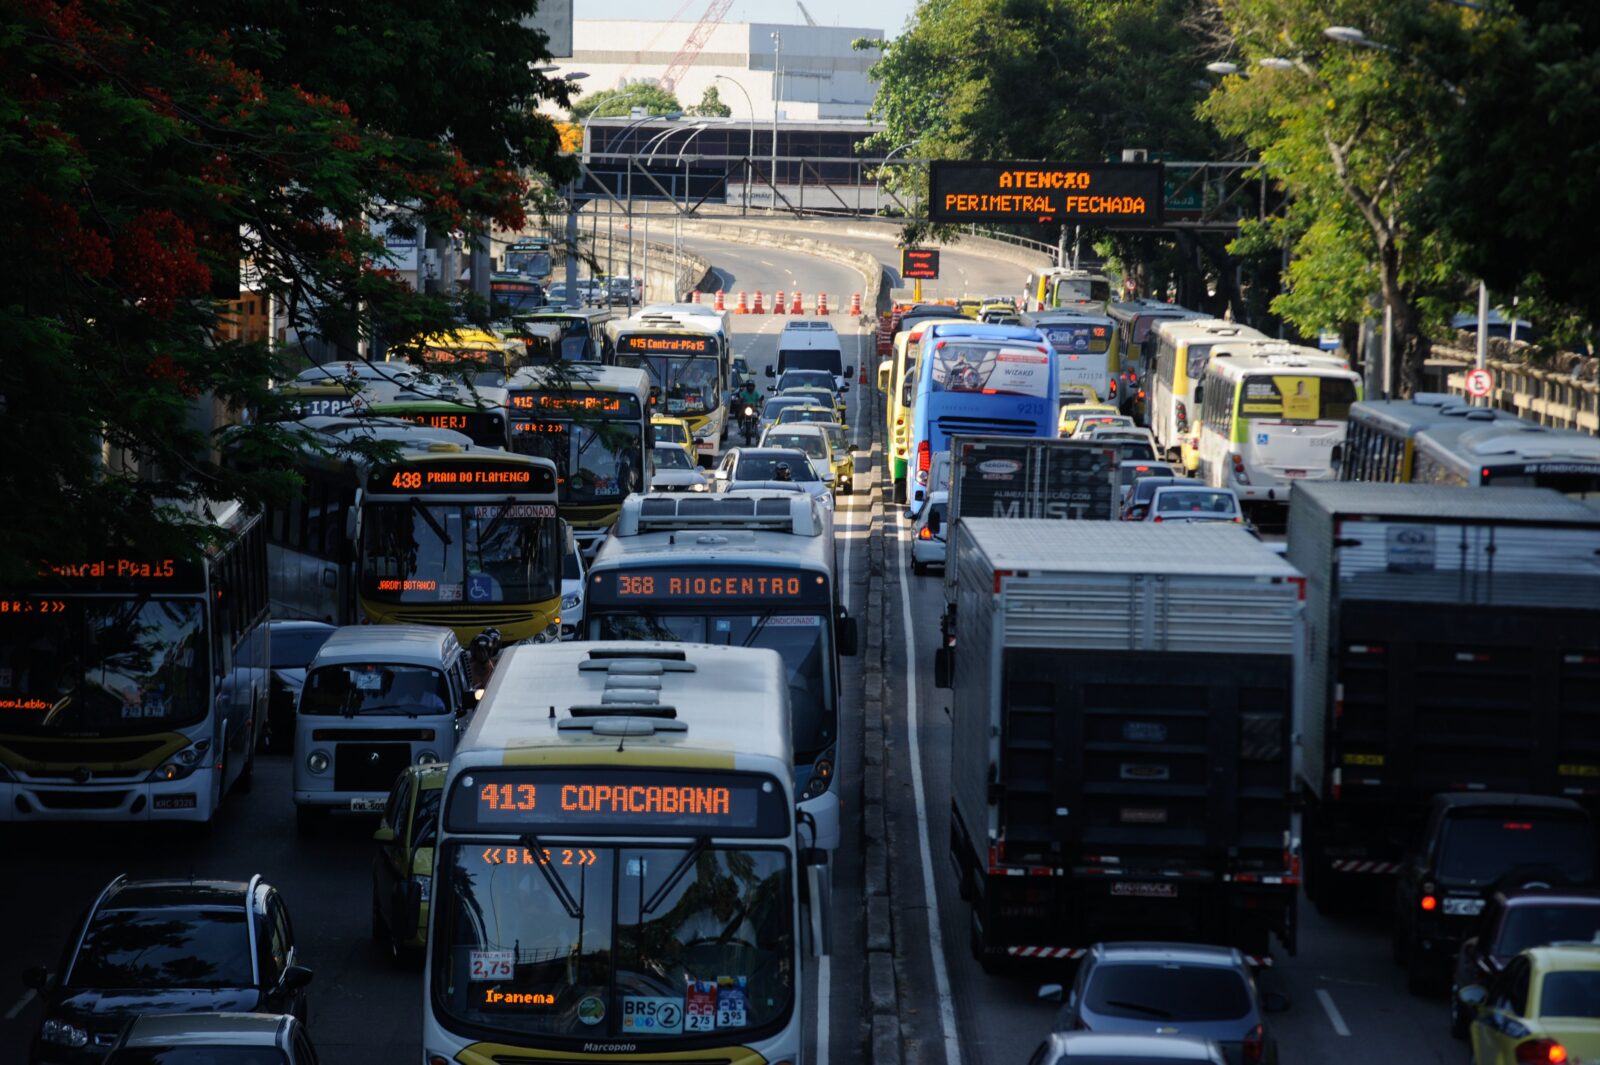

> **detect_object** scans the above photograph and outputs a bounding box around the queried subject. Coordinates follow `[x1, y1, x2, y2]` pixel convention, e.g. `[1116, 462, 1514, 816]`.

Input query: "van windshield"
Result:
[301, 663, 450, 717]
[778, 349, 843, 376]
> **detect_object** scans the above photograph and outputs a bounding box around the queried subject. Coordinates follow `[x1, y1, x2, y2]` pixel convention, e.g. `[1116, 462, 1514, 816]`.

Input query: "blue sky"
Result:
[576, 0, 917, 37]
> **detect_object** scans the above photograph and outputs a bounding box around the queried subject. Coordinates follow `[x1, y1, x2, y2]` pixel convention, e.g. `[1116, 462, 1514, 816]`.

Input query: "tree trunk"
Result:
[1378, 241, 1430, 398]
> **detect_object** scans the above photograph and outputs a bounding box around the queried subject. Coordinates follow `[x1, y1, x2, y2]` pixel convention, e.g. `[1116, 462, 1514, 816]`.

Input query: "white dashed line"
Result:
[1316, 988, 1351, 1037]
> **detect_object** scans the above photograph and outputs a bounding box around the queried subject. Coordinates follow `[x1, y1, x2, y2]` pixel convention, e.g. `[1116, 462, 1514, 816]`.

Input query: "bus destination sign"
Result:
[588, 566, 830, 607]
[928, 161, 1163, 226]
[901, 248, 940, 280]
[616, 334, 714, 355]
[366, 460, 557, 496]
[448, 768, 791, 836]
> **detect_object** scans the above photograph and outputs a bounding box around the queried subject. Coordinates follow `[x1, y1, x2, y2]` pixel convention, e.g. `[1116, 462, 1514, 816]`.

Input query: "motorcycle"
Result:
[739, 403, 759, 445]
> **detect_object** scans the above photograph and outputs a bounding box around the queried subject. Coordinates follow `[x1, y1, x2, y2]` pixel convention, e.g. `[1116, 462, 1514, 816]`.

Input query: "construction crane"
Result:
[796, 1, 818, 26]
[658, 0, 734, 93]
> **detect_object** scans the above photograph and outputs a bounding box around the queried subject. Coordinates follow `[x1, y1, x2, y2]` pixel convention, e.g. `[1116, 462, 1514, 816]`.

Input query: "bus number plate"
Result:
[1111, 881, 1177, 899]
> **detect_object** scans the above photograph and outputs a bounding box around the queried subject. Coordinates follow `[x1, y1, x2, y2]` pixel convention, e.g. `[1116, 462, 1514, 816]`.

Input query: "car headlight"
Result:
[306, 749, 330, 774]
[42, 1019, 88, 1048]
[417, 749, 440, 765]
[148, 739, 211, 783]
[802, 753, 835, 799]
[414, 875, 432, 902]
[690, 481, 709, 492]
[561, 593, 582, 612]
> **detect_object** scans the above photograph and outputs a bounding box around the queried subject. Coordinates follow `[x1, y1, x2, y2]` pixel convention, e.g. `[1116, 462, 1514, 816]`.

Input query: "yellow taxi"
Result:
[762, 422, 854, 494]
[956, 298, 983, 319]
[1463, 943, 1600, 1065]
[777, 384, 846, 419]
[1058, 401, 1121, 437]
[775, 403, 845, 432]
[651, 415, 695, 461]
[371, 762, 447, 965]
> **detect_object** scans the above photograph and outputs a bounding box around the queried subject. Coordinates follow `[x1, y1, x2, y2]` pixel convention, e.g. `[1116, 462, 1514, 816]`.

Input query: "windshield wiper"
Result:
[518, 834, 584, 919]
[643, 837, 710, 916]
[1102, 1000, 1175, 1019]
[409, 499, 451, 545]
[740, 611, 778, 649]
[357, 706, 420, 717]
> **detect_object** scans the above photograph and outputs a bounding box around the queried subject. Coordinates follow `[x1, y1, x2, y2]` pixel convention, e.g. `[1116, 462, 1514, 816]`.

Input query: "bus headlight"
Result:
[417, 750, 440, 766]
[306, 750, 331, 774]
[802, 752, 835, 799]
[693, 423, 717, 440]
[148, 740, 210, 783]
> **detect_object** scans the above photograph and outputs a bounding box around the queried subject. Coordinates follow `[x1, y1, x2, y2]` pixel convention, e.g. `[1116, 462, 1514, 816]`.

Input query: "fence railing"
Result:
[1431, 341, 1600, 434]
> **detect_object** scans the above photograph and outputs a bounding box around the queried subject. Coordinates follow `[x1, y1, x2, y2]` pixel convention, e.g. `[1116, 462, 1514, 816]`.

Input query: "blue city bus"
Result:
[907, 323, 1060, 508]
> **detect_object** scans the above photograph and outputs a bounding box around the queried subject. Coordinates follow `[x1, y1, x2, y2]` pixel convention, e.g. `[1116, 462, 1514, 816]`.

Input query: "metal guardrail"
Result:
[1432, 342, 1600, 434]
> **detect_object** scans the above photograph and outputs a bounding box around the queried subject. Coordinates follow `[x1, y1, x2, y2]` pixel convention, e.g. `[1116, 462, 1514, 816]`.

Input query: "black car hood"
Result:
[55, 986, 261, 1019]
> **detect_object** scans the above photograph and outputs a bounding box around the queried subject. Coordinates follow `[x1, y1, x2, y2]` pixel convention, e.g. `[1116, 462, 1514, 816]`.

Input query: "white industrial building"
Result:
[559, 19, 884, 122]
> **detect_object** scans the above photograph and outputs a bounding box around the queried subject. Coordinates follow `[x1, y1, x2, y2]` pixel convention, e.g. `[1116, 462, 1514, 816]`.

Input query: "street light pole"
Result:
[770, 32, 782, 213]
[874, 141, 916, 216]
[713, 75, 756, 213]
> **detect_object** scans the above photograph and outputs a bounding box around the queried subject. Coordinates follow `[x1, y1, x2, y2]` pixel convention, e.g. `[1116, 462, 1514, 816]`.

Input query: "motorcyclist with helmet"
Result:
[736, 379, 764, 445]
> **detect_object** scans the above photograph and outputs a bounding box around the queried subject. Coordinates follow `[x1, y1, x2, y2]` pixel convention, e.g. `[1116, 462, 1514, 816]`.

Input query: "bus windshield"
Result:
[1052, 278, 1110, 306]
[361, 503, 560, 605]
[929, 343, 1051, 398]
[595, 613, 834, 761]
[1239, 375, 1358, 422]
[0, 598, 208, 733]
[514, 422, 643, 504]
[431, 842, 793, 1042]
[617, 354, 721, 417]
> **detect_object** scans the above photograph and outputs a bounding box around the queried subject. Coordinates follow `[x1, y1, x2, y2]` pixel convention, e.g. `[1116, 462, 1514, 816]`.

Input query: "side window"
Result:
[384, 773, 413, 834]
[1492, 957, 1528, 1013]
[268, 894, 294, 975]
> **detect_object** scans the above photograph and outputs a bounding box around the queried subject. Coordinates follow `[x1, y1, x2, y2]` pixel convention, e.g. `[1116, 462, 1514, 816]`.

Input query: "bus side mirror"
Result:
[934, 646, 954, 690]
[844, 366, 854, 378]
[765, 365, 776, 378]
[837, 615, 859, 657]
[344, 502, 361, 543]
[372, 824, 396, 844]
[1193, 385, 1204, 404]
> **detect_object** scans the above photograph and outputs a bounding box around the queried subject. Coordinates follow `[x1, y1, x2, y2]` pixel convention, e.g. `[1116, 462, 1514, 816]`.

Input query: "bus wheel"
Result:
[893, 478, 907, 505]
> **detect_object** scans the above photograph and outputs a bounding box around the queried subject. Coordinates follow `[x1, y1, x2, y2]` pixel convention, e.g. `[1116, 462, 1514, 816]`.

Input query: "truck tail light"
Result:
[918, 439, 930, 472]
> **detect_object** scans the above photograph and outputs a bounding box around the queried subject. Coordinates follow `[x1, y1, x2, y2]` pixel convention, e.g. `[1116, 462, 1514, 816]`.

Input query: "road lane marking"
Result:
[896, 507, 964, 1065]
[759, 259, 775, 266]
[817, 953, 831, 1065]
[5, 989, 36, 1020]
[1315, 988, 1351, 1037]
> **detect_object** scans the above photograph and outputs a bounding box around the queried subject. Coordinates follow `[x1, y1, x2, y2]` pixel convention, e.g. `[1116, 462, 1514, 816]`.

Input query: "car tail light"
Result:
[1152, 515, 1163, 523]
[1420, 895, 1438, 911]
[918, 526, 932, 540]
[1109, 379, 1118, 395]
[1516, 1040, 1568, 1064]
[1242, 1023, 1265, 1064]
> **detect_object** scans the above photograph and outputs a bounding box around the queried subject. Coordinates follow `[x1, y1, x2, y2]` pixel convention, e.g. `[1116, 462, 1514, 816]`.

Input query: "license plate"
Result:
[349, 797, 385, 812]
[1111, 881, 1177, 899]
[153, 794, 196, 810]
[1442, 897, 1486, 917]
[1283, 469, 1307, 478]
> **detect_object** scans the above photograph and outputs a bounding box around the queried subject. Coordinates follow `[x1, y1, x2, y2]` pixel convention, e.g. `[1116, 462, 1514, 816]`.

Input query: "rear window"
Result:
[1437, 816, 1595, 885]
[767, 433, 828, 459]
[1156, 490, 1237, 515]
[1238, 374, 1358, 421]
[1040, 323, 1112, 354]
[301, 663, 449, 717]
[1085, 962, 1252, 1022]
[1495, 904, 1600, 957]
[1539, 971, 1600, 1019]
[71, 909, 251, 990]
[735, 454, 819, 482]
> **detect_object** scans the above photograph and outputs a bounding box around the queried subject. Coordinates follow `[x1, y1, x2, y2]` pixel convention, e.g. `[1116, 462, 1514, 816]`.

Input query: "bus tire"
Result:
[893, 478, 907, 505]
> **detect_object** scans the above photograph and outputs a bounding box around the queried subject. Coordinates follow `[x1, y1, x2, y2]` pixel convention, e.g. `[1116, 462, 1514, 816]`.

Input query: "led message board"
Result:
[616, 334, 715, 356]
[901, 248, 940, 280]
[509, 392, 643, 419]
[446, 768, 791, 836]
[587, 566, 830, 607]
[365, 460, 557, 496]
[928, 161, 1163, 226]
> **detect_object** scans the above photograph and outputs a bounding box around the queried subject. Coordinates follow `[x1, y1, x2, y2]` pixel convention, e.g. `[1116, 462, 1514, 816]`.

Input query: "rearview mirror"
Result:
[1458, 984, 1487, 1009]
[372, 824, 396, 844]
[837, 615, 859, 657]
[765, 366, 776, 378]
[841, 383, 851, 393]
[1037, 983, 1064, 1003]
[280, 964, 315, 993]
[712, 468, 729, 481]
[844, 366, 854, 377]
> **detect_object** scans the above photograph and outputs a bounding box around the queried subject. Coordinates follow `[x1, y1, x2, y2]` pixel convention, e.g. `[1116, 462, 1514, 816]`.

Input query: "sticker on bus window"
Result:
[764, 615, 821, 627]
[468, 949, 514, 981]
[715, 976, 748, 1028]
[474, 504, 559, 519]
[625, 857, 649, 877]
[438, 584, 463, 602]
[685, 980, 716, 1031]
[622, 996, 683, 1034]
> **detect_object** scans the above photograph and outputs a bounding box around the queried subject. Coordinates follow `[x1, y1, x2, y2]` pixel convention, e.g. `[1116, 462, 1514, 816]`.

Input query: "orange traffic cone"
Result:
[773, 290, 787, 314]
[816, 293, 830, 315]
[714, 290, 726, 311]
[752, 291, 766, 314]
[848, 293, 863, 316]
[690, 290, 702, 303]
[735, 291, 749, 314]
[789, 292, 803, 314]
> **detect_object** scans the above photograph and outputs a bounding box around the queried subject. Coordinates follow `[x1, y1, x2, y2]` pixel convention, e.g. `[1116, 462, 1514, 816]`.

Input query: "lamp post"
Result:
[618, 111, 682, 310]
[770, 32, 782, 213]
[713, 75, 756, 213]
[873, 140, 917, 215]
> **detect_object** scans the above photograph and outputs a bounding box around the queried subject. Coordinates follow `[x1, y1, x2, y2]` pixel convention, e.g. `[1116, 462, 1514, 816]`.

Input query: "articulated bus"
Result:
[1106, 300, 1207, 419]
[0, 500, 268, 825]
[609, 317, 728, 467]
[1343, 399, 1600, 497]
[886, 316, 968, 505]
[908, 323, 1060, 509]
[356, 443, 564, 645]
[1023, 268, 1112, 312]
[424, 640, 822, 1065]
[1195, 350, 1363, 508]
[585, 492, 859, 855]
[1147, 320, 1268, 465]
[506, 363, 652, 555]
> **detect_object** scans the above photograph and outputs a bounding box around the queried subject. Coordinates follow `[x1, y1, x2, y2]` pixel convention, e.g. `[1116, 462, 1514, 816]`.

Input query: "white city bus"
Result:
[584, 492, 859, 854]
[423, 641, 822, 1064]
[1195, 349, 1363, 507]
[1147, 319, 1267, 463]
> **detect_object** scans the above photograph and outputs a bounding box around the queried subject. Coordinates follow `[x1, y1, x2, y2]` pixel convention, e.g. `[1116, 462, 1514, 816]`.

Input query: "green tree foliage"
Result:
[1421, 0, 1600, 330]
[0, 0, 571, 580]
[569, 84, 682, 120]
[1200, 0, 1465, 392]
[687, 85, 733, 118]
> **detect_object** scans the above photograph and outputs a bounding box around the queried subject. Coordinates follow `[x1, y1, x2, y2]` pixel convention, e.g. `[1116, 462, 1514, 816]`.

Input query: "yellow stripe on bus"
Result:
[455, 1044, 768, 1065]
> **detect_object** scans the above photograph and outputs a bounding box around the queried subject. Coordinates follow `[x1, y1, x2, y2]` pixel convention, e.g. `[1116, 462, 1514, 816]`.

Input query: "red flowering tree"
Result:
[0, 0, 574, 578]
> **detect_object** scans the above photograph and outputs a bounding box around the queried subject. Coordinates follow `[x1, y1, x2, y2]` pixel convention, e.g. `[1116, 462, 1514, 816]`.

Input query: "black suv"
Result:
[24, 875, 313, 1063]
[1447, 887, 1600, 1037]
[1393, 793, 1595, 995]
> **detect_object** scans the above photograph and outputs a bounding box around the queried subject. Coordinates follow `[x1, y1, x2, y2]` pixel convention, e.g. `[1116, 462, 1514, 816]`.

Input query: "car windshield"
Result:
[1539, 971, 1600, 1019]
[1156, 491, 1238, 515]
[777, 408, 835, 426]
[431, 843, 793, 1042]
[762, 398, 811, 421]
[779, 372, 833, 392]
[764, 434, 828, 459]
[1437, 815, 1596, 885]
[237, 626, 334, 670]
[0, 598, 208, 734]
[361, 502, 561, 605]
[300, 663, 449, 717]
[1495, 904, 1600, 957]
[654, 446, 696, 471]
[595, 613, 834, 760]
[734, 454, 819, 483]
[1085, 963, 1252, 1022]
[105, 1049, 286, 1065]
[654, 422, 689, 445]
[70, 908, 252, 990]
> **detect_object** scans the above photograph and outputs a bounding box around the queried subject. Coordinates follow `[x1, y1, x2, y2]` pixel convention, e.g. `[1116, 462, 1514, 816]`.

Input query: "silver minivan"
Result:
[292, 625, 473, 833]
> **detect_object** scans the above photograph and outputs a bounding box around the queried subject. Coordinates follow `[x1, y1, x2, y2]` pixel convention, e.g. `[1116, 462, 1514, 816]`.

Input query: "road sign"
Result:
[1465, 367, 1494, 397]
[577, 163, 726, 204]
[901, 247, 940, 280]
[928, 160, 1163, 226]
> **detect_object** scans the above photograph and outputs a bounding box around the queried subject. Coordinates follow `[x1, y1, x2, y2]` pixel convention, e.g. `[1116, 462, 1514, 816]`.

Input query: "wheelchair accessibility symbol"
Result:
[467, 574, 494, 602]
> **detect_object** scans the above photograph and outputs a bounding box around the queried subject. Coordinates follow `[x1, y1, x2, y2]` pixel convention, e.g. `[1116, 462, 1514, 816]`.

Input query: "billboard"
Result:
[928, 161, 1163, 227]
[901, 247, 940, 280]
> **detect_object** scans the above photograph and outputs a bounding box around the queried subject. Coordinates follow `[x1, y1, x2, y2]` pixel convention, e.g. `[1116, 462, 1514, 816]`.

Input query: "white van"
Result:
[772, 323, 853, 390]
[292, 625, 474, 833]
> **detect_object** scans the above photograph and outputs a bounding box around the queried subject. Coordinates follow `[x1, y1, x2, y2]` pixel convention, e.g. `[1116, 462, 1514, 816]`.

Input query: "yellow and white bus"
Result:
[886, 316, 967, 504]
[424, 640, 822, 1064]
[0, 500, 268, 825]
[610, 315, 729, 467]
[1023, 268, 1113, 312]
[1147, 320, 1267, 464]
[357, 443, 564, 646]
[1195, 349, 1363, 507]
